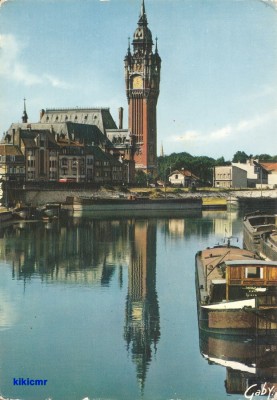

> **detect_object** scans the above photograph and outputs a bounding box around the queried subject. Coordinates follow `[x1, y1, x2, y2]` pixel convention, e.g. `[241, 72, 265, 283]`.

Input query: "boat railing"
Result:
[255, 224, 276, 233]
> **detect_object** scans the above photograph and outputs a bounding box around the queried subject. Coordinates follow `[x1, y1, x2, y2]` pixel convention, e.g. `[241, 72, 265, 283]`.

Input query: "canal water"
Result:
[0, 211, 273, 400]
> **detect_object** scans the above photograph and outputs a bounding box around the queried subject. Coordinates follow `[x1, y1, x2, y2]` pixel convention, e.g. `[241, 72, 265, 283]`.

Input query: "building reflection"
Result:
[124, 219, 160, 391]
[0, 217, 161, 389]
[0, 218, 130, 286]
[199, 329, 277, 396]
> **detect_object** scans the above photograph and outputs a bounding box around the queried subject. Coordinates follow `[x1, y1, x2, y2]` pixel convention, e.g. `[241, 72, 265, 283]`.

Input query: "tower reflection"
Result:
[124, 219, 160, 391]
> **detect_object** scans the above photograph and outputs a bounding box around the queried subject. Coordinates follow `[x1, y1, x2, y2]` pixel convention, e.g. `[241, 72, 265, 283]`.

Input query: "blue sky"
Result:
[0, 0, 277, 160]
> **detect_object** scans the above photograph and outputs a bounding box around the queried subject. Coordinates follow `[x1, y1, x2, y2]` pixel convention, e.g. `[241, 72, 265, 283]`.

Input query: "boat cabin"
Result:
[210, 260, 277, 303]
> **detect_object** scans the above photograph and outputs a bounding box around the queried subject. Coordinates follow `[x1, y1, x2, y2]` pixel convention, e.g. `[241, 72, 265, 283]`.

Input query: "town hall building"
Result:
[0, 0, 161, 187]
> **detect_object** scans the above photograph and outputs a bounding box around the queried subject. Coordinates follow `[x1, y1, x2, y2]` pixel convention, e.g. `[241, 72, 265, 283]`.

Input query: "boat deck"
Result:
[196, 246, 257, 304]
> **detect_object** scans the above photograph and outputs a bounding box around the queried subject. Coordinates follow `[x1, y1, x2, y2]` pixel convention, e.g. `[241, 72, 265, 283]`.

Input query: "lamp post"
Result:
[260, 166, 263, 197]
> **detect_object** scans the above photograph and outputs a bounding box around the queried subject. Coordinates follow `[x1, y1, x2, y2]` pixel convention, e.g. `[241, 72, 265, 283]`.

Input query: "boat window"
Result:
[245, 267, 263, 279]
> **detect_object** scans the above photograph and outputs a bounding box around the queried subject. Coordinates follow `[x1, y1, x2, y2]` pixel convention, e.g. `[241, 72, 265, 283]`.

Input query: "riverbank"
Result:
[4, 185, 277, 207]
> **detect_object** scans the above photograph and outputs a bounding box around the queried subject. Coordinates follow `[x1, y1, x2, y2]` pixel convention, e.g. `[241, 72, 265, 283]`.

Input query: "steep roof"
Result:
[65, 122, 112, 147]
[91, 147, 122, 166]
[39, 107, 117, 133]
[8, 122, 113, 148]
[169, 169, 199, 179]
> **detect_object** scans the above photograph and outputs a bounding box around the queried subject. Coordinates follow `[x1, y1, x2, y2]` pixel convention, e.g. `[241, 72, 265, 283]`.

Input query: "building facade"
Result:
[2, 118, 129, 185]
[124, 0, 161, 174]
[168, 169, 199, 187]
[213, 166, 247, 188]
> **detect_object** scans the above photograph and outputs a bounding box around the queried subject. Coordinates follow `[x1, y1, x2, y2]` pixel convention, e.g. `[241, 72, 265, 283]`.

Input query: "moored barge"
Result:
[67, 196, 202, 216]
[195, 240, 277, 336]
[243, 212, 277, 260]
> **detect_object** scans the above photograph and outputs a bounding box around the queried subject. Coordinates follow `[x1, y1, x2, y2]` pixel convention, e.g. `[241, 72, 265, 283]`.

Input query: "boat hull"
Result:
[69, 197, 202, 215]
[0, 210, 12, 222]
[198, 305, 277, 336]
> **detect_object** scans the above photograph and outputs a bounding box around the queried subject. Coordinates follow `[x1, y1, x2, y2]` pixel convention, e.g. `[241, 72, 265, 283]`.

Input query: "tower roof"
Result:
[138, 0, 147, 26]
[133, 0, 153, 49]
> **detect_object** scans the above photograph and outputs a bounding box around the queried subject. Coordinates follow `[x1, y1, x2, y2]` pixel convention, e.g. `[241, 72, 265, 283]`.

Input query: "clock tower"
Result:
[124, 0, 161, 173]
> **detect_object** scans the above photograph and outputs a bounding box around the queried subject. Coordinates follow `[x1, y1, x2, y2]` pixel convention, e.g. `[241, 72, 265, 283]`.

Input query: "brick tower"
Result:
[124, 0, 161, 174]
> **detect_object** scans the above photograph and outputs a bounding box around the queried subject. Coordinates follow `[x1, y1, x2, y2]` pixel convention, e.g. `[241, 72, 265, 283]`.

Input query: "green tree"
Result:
[232, 151, 249, 163]
[135, 170, 148, 186]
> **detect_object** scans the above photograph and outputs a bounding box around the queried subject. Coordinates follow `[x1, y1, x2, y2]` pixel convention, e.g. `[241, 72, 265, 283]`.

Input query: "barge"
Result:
[67, 196, 202, 216]
[195, 240, 277, 336]
[243, 212, 277, 261]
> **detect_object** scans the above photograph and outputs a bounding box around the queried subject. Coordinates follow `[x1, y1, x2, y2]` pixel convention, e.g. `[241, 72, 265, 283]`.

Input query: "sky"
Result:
[0, 0, 277, 161]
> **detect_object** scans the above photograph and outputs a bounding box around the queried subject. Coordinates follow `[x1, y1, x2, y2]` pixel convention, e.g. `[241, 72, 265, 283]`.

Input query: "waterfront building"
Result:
[214, 159, 277, 189]
[3, 105, 133, 184]
[168, 169, 199, 187]
[232, 158, 261, 188]
[213, 165, 247, 188]
[0, 142, 25, 183]
[259, 162, 277, 188]
[124, 0, 161, 174]
[2, 1, 159, 182]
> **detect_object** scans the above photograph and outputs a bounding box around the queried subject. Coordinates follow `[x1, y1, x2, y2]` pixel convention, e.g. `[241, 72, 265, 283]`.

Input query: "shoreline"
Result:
[2, 187, 277, 208]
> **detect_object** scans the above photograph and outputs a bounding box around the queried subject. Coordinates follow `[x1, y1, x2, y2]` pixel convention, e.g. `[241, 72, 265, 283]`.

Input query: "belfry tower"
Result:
[124, 0, 161, 173]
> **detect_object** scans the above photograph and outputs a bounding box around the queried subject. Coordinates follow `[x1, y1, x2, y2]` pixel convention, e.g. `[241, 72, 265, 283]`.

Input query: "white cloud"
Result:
[172, 110, 277, 145]
[0, 34, 70, 88]
[43, 74, 72, 89]
[173, 130, 201, 142]
[210, 125, 232, 139]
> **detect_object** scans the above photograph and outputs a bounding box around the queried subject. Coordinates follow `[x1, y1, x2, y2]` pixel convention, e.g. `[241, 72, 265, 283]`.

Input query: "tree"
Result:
[135, 170, 148, 186]
[232, 151, 249, 163]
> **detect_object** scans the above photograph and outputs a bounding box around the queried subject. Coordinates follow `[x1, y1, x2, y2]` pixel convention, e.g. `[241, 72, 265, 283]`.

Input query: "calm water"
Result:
[0, 211, 272, 400]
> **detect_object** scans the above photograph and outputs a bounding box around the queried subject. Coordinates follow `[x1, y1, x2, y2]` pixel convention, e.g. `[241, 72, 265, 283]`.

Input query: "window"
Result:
[245, 267, 263, 279]
[175, 174, 178, 179]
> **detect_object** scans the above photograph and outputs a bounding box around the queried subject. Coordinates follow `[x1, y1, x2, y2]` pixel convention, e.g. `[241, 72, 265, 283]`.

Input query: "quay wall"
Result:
[6, 187, 277, 207]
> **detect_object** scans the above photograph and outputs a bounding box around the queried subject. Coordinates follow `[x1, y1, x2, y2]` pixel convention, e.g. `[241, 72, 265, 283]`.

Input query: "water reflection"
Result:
[199, 330, 277, 396]
[0, 219, 130, 286]
[0, 217, 162, 390]
[124, 220, 160, 391]
[0, 212, 250, 398]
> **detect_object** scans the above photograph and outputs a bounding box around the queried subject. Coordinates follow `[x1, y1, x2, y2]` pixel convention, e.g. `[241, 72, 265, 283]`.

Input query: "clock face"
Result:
[132, 75, 143, 89]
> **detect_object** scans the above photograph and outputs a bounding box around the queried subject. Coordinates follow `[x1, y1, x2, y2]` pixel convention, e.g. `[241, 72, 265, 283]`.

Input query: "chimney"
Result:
[118, 107, 123, 130]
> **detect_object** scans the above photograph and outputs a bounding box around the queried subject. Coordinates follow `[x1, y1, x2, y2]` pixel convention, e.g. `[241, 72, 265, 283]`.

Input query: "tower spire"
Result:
[22, 97, 28, 123]
[138, 0, 148, 26]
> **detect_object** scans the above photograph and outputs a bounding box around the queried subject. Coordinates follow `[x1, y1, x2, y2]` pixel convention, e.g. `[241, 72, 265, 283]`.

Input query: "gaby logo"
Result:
[13, 378, 48, 386]
[244, 384, 276, 400]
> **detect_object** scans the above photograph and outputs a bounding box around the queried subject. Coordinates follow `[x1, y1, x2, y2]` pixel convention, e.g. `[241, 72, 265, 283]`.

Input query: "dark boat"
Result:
[40, 203, 61, 218]
[12, 206, 38, 220]
[67, 196, 202, 217]
[195, 239, 277, 336]
[243, 212, 277, 261]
